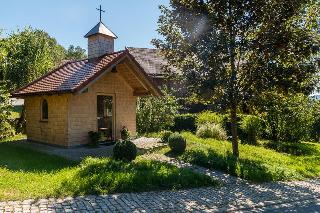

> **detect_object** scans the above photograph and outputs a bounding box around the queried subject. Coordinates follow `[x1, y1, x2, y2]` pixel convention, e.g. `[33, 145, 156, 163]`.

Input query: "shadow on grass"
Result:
[263, 141, 320, 156]
[56, 158, 217, 197]
[165, 148, 296, 182]
[0, 140, 76, 172]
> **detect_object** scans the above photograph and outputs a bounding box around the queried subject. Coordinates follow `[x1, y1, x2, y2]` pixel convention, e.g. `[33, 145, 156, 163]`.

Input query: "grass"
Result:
[157, 132, 320, 182]
[0, 136, 217, 201]
[57, 157, 218, 196]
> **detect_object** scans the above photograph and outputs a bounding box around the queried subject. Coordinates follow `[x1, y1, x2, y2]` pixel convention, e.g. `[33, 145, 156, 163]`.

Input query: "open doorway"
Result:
[97, 95, 114, 141]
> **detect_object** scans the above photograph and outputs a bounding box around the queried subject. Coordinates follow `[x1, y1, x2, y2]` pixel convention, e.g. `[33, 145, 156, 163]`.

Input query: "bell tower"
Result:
[84, 5, 117, 59]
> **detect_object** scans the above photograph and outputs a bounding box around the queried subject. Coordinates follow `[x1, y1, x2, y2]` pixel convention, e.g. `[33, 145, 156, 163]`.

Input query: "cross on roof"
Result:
[96, 5, 105, 22]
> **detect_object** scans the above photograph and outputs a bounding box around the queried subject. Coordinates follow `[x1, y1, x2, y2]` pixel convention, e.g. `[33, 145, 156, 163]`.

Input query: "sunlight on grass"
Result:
[57, 157, 218, 196]
[0, 136, 217, 201]
[157, 132, 320, 182]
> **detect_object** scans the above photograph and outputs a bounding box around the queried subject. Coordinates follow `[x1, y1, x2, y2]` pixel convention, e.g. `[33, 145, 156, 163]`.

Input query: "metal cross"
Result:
[96, 5, 105, 22]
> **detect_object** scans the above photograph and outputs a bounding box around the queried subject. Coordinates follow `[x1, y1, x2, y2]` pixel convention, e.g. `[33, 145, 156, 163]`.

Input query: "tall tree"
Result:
[0, 30, 6, 81]
[0, 27, 65, 89]
[153, 0, 320, 157]
[65, 45, 87, 60]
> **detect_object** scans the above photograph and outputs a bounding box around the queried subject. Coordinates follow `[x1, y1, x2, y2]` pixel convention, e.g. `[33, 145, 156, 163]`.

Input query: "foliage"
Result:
[239, 115, 265, 145]
[172, 113, 196, 132]
[59, 157, 218, 196]
[0, 137, 217, 200]
[157, 132, 320, 182]
[312, 117, 320, 142]
[262, 93, 314, 142]
[168, 133, 186, 154]
[120, 126, 131, 140]
[140, 132, 163, 138]
[153, 0, 320, 157]
[113, 140, 137, 162]
[263, 140, 320, 156]
[65, 45, 87, 60]
[88, 131, 101, 147]
[137, 90, 180, 133]
[196, 123, 227, 140]
[311, 101, 320, 142]
[0, 27, 66, 89]
[0, 83, 15, 139]
[0, 28, 88, 90]
[196, 111, 224, 126]
[161, 130, 173, 143]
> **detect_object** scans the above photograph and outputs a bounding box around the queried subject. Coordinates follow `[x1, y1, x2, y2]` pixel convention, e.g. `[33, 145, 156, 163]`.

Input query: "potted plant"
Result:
[88, 131, 101, 147]
[120, 126, 130, 140]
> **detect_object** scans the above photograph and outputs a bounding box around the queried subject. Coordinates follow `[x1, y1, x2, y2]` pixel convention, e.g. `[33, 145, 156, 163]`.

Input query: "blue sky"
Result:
[0, 0, 169, 51]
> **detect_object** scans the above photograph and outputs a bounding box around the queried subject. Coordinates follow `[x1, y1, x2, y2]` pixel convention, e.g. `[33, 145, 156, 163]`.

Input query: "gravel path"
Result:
[1, 153, 319, 212]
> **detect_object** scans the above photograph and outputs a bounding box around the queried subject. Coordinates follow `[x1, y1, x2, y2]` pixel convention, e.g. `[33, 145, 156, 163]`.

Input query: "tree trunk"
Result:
[230, 104, 239, 158]
[228, 15, 239, 158]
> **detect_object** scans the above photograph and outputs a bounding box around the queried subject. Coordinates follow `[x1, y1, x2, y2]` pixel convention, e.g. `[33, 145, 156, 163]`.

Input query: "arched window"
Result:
[41, 99, 48, 120]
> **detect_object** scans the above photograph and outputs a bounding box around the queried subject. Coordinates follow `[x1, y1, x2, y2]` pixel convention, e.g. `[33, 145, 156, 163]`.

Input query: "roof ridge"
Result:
[127, 47, 157, 50]
[90, 50, 127, 61]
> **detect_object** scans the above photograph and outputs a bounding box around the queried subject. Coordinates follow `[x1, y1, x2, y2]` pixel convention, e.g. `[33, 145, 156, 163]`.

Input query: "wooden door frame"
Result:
[96, 93, 116, 140]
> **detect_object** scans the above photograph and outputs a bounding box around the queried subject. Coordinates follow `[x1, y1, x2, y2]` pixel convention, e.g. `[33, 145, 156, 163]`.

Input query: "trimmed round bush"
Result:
[161, 130, 173, 143]
[168, 133, 186, 154]
[113, 140, 137, 162]
[196, 123, 227, 140]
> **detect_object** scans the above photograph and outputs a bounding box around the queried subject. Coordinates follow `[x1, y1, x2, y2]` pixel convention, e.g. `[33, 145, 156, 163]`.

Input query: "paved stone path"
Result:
[0, 179, 319, 212]
[0, 153, 319, 212]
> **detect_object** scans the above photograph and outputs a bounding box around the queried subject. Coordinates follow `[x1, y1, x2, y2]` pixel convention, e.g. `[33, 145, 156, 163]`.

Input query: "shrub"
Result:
[196, 111, 224, 126]
[196, 123, 227, 140]
[264, 141, 320, 156]
[88, 131, 101, 147]
[168, 133, 186, 154]
[113, 140, 137, 162]
[239, 115, 265, 145]
[120, 126, 130, 140]
[0, 121, 15, 139]
[262, 92, 314, 142]
[137, 90, 180, 133]
[312, 117, 320, 142]
[161, 130, 173, 143]
[172, 114, 196, 132]
[311, 102, 320, 142]
[0, 83, 15, 139]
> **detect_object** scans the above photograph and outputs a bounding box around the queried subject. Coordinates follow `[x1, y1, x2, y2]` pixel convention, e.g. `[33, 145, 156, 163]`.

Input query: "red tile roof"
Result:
[12, 48, 166, 97]
[12, 48, 169, 97]
[11, 51, 123, 96]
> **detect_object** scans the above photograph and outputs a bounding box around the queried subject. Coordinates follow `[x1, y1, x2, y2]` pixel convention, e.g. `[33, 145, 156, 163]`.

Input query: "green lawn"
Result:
[0, 136, 217, 201]
[157, 132, 320, 182]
